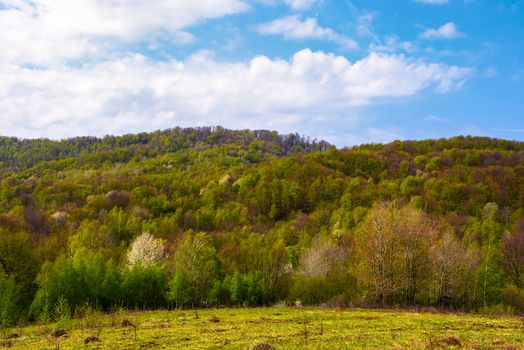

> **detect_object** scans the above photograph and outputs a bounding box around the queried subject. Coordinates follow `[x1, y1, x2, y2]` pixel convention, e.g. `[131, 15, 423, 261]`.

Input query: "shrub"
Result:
[502, 284, 524, 313]
[288, 275, 337, 306]
[54, 296, 72, 330]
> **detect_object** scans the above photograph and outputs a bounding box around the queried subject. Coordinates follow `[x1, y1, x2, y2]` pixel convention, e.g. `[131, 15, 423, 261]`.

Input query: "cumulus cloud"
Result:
[257, 15, 358, 49]
[0, 0, 249, 65]
[0, 49, 470, 139]
[420, 22, 465, 39]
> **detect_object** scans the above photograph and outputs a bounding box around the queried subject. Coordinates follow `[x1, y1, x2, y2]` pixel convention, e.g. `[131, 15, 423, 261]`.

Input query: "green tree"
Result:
[167, 269, 192, 308]
[0, 268, 22, 327]
[172, 231, 219, 306]
[474, 203, 506, 307]
[0, 230, 38, 307]
[122, 264, 167, 309]
[30, 252, 123, 319]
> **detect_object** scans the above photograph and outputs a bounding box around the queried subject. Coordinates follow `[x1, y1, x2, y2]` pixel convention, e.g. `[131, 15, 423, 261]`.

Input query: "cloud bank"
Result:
[0, 49, 470, 139]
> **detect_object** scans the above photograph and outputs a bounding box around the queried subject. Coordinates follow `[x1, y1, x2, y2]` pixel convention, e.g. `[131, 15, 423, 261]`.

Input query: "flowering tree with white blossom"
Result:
[127, 232, 165, 267]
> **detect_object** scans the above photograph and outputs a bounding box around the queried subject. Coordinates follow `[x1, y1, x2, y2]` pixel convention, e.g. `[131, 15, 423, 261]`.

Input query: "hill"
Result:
[0, 126, 331, 169]
[1, 128, 523, 327]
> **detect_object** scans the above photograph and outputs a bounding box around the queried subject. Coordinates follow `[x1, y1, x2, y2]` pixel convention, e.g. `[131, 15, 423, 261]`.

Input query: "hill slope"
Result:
[1, 129, 523, 326]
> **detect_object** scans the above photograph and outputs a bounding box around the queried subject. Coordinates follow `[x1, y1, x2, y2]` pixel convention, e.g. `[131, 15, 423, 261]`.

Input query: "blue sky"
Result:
[0, 0, 522, 146]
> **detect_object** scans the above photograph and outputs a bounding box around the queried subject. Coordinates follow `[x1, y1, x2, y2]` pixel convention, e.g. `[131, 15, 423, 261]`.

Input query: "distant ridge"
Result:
[0, 126, 332, 168]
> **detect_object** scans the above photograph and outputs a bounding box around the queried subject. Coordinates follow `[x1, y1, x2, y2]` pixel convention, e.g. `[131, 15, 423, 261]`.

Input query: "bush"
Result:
[502, 284, 524, 313]
[288, 275, 337, 306]
[209, 279, 231, 307]
[54, 296, 72, 330]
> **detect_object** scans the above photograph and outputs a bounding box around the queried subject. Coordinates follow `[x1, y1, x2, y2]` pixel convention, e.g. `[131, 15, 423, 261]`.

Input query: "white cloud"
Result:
[284, 0, 322, 10]
[257, 15, 358, 49]
[170, 32, 197, 46]
[0, 0, 249, 65]
[420, 22, 465, 39]
[0, 49, 470, 140]
[414, 0, 449, 4]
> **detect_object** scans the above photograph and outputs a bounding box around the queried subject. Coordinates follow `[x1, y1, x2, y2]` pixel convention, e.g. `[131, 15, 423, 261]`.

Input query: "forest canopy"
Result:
[1, 127, 523, 326]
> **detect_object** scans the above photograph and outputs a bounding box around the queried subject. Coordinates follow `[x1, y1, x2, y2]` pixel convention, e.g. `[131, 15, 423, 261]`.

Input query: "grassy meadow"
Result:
[1, 307, 523, 349]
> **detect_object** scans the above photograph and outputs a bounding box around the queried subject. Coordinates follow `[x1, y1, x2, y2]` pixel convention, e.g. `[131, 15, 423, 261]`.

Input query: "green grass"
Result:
[2, 308, 523, 349]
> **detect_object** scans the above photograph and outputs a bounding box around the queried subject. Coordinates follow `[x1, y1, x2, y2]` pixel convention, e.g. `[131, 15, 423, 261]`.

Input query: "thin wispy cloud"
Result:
[369, 35, 417, 53]
[284, 0, 323, 10]
[513, 69, 524, 81]
[414, 0, 449, 5]
[343, 0, 383, 46]
[482, 67, 498, 78]
[426, 115, 451, 123]
[497, 128, 524, 133]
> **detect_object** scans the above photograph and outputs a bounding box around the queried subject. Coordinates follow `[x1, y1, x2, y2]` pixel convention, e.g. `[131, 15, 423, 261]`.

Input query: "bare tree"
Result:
[430, 231, 478, 306]
[357, 202, 437, 305]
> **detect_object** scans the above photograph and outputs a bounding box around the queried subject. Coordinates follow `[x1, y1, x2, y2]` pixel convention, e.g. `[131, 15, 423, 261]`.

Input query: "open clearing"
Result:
[2, 308, 523, 349]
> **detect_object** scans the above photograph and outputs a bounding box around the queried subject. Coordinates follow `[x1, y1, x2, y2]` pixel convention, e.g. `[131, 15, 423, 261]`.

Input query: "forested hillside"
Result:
[0, 126, 331, 168]
[1, 128, 523, 327]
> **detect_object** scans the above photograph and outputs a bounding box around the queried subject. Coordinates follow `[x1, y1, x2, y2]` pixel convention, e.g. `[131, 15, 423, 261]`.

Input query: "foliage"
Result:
[167, 269, 192, 308]
[122, 264, 168, 309]
[30, 252, 122, 320]
[169, 231, 219, 307]
[0, 129, 524, 323]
